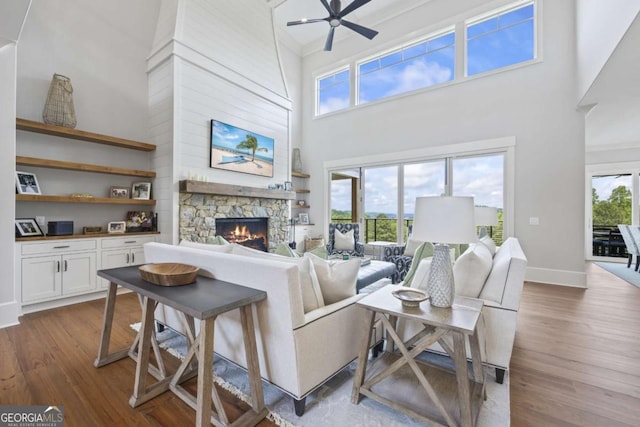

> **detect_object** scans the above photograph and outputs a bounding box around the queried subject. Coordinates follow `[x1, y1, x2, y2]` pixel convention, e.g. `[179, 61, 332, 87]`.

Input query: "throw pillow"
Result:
[305, 253, 360, 305]
[205, 235, 230, 245]
[275, 242, 298, 257]
[334, 229, 355, 251]
[409, 258, 433, 292]
[402, 242, 435, 287]
[231, 244, 324, 313]
[179, 240, 232, 253]
[453, 243, 493, 298]
[307, 245, 328, 259]
[403, 238, 423, 257]
[479, 236, 497, 256]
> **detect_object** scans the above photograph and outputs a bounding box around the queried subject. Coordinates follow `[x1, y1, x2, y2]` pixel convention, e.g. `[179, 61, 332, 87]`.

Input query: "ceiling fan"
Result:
[287, 0, 379, 51]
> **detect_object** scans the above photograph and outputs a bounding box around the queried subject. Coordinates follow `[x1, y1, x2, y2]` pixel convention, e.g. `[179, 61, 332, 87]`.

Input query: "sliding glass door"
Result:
[590, 173, 633, 260]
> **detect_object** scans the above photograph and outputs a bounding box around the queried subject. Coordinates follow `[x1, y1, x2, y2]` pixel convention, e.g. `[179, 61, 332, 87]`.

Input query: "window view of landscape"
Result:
[592, 174, 633, 258]
[330, 154, 505, 245]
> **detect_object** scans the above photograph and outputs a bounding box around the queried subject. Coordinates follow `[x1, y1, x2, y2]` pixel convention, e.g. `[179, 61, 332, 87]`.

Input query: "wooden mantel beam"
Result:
[179, 180, 296, 201]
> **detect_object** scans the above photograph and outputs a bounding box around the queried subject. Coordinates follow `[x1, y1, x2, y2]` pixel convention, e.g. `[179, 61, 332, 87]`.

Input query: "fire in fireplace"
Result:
[215, 217, 268, 252]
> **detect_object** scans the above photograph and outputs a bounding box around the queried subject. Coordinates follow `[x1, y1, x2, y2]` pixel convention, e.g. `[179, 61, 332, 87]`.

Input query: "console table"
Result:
[94, 265, 268, 427]
[351, 284, 485, 426]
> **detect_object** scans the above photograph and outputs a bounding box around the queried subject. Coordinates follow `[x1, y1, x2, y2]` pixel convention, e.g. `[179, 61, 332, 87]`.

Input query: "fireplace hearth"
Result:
[215, 217, 268, 252]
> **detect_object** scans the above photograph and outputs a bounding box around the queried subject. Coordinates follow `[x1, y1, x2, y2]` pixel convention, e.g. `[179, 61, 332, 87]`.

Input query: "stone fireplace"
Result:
[179, 181, 294, 251]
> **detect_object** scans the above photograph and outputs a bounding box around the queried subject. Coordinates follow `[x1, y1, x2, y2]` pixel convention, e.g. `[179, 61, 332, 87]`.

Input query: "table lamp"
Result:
[411, 196, 477, 307]
[475, 206, 498, 238]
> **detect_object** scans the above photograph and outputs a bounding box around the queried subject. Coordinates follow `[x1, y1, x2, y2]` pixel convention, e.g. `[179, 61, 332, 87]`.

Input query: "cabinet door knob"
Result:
[131, 253, 135, 264]
[64, 260, 68, 271]
[124, 241, 137, 244]
[53, 245, 70, 249]
[56, 261, 60, 272]
[126, 253, 130, 264]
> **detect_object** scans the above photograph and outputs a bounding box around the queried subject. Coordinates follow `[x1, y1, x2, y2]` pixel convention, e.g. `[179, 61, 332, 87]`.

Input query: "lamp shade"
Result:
[475, 206, 499, 226]
[412, 196, 477, 244]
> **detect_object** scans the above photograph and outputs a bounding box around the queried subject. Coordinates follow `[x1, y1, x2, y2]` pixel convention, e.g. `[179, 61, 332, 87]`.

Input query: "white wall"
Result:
[148, 0, 292, 243]
[15, 0, 160, 231]
[0, 43, 19, 327]
[300, 0, 586, 286]
[576, 0, 640, 102]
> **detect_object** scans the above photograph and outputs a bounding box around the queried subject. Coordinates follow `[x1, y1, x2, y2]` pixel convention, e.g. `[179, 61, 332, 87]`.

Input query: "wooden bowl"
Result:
[139, 263, 199, 286]
[392, 288, 429, 308]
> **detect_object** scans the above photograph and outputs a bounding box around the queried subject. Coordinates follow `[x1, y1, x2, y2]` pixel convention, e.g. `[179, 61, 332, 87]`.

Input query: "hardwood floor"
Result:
[1, 263, 638, 426]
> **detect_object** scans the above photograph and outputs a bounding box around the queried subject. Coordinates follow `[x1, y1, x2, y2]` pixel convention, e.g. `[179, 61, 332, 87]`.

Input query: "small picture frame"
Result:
[131, 182, 151, 200]
[110, 186, 129, 198]
[15, 218, 44, 237]
[15, 171, 41, 195]
[284, 181, 293, 191]
[298, 213, 310, 225]
[107, 221, 126, 234]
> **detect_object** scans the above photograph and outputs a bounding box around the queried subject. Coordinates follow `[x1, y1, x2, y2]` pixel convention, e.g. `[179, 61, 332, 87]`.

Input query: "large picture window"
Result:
[317, 68, 350, 115]
[466, 3, 535, 76]
[358, 31, 455, 104]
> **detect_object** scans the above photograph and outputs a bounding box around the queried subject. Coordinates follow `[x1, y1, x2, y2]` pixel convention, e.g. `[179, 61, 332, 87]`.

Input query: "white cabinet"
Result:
[98, 236, 155, 288]
[20, 241, 97, 304]
[17, 234, 157, 309]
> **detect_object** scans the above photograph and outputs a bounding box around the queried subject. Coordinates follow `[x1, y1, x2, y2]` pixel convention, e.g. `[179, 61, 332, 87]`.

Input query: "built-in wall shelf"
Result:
[294, 189, 310, 194]
[292, 171, 310, 178]
[16, 118, 156, 152]
[15, 231, 160, 242]
[180, 180, 296, 201]
[292, 205, 310, 209]
[16, 194, 156, 205]
[16, 156, 156, 178]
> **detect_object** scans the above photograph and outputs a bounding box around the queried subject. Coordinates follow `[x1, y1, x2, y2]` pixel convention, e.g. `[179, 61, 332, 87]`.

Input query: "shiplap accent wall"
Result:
[147, 0, 292, 243]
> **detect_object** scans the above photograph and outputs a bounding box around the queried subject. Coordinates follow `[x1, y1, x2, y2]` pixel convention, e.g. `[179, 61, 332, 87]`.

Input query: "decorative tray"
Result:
[139, 263, 199, 286]
[392, 288, 429, 308]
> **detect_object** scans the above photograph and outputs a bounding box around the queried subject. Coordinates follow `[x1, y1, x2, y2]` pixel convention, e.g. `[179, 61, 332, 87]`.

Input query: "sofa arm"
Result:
[384, 255, 413, 283]
[301, 294, 362, 326]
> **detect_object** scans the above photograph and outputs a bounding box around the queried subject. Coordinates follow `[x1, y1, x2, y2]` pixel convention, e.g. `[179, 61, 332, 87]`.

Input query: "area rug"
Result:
[595, 262, 640, 288]
[132, 324, 510, 426]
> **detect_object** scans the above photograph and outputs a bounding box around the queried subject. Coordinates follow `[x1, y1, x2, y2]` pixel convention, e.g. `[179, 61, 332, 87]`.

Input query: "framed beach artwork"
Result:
[210, 119, 274, 177]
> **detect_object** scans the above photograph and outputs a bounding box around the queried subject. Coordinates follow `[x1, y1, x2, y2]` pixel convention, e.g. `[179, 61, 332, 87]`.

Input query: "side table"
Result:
[351, 284, 485, 427]
[94, 266, 268, 427]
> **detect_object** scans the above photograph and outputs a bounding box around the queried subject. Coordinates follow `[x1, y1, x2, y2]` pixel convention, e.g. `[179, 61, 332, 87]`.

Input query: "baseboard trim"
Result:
[525, 267, 587, 288]
[0, 300, 21, 329]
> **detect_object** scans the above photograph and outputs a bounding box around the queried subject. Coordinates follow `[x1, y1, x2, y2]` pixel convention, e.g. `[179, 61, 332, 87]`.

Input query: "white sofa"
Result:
[396, 237, 527, 383]
[143, 242, 383, 415]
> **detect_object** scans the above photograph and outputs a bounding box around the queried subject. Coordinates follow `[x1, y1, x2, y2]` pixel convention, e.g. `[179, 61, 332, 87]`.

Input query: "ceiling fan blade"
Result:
[341, 19, 378, 40]
[339, 0, 372, 18]
[324, 27, 336, 51]
[320, 0, 335, 15]
[287, 18, 326, 26]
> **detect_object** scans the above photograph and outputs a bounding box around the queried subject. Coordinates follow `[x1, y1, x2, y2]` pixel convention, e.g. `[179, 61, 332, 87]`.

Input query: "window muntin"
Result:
[466, 3, 535, 76]
[357, 31, 455, 104]
[317, 68, 350, 115]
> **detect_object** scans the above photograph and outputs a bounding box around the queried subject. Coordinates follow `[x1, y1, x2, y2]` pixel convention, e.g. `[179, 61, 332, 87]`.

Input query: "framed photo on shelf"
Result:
[15, 171, 41, 195]
[298, 213, 310, 225]
[15, 218, 44, 237]
[131, 182, 151, 200]
[110, 186, 129, 198]
[107, 221, 126, 234]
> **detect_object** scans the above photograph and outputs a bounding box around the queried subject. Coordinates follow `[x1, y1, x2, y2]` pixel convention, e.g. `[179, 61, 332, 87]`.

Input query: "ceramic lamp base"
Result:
[426, 243, 455, 307]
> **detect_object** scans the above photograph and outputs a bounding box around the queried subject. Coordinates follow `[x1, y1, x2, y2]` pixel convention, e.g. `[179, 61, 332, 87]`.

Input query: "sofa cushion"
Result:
[305, 253, 360, 305]
[334, 228, 355, 251]
[479, 236, 497, 256]
[230, 244, 324, 313]
[179, 240, 233, 253]
[453, 243, 493, 298]
[480, 238, 527, 307]
[403, 242, 435, 287]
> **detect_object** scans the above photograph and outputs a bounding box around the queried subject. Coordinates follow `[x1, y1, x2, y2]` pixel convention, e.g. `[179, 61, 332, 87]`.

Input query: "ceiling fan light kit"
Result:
[287, 0, 379, 51]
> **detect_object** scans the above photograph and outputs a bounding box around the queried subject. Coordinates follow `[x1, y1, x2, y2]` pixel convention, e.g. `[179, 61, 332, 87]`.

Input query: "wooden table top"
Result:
[357, 284, 483, 335]
[98, 266, 266, 320]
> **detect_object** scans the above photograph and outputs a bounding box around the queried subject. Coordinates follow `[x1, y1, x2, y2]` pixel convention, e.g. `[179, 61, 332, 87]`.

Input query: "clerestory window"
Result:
[316, 68, 350, 115]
